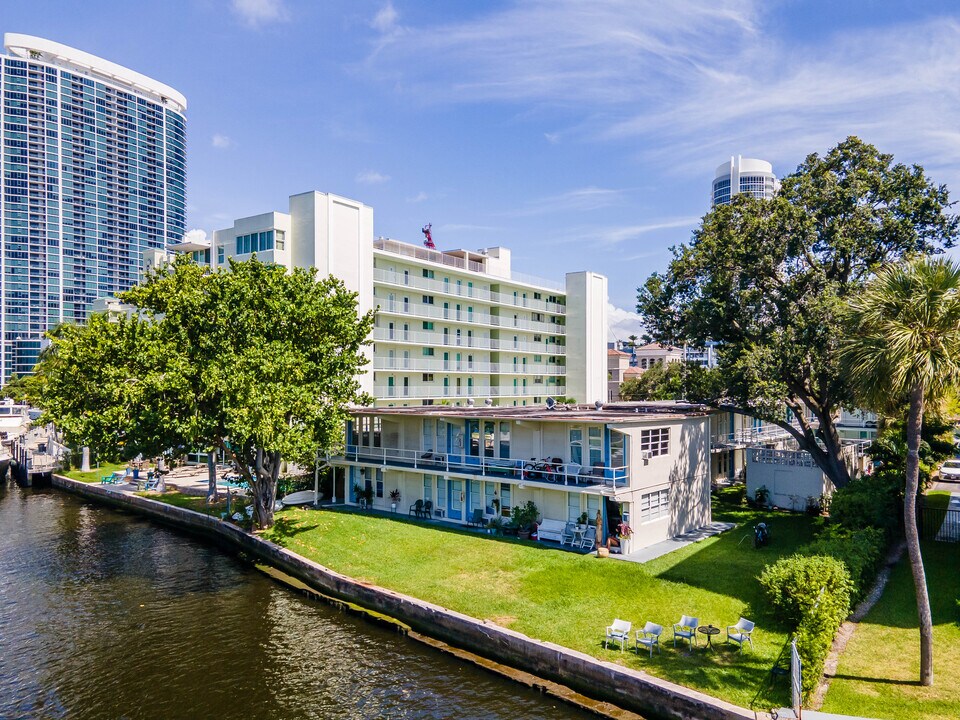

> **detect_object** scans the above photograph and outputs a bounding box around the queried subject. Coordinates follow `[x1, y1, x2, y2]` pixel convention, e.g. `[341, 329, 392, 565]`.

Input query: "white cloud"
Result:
[364, 2, 960, 188]
[552, 217, 699, 247]
[544, 132, 561, 144]
[231, 0, 288, 28]
[608, 303, 646, 343]
[356, 170, 391, 185]
[211, 133, 233, 149]
[183, 228, 208, 244]
[372, 2, 399, 34]
[510, 186, 626, 216]
[407, 191, 429, 203]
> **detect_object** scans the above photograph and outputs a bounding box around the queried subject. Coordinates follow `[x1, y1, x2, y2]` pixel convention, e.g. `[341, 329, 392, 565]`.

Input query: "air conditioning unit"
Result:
[640, 450, 653, 460]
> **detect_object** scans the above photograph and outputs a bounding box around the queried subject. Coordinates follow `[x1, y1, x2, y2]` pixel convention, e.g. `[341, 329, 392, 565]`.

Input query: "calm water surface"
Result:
[0, 481, 600, 720]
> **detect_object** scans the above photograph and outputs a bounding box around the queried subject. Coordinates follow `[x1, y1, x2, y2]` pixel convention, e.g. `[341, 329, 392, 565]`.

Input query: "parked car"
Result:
[939, 459, 960, 481]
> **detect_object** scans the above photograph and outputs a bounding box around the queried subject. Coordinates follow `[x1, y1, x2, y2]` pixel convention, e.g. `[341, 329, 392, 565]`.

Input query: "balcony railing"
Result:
[373, 357, 566, 375]
[373, 384, 565, 399]
[337, 444, 628, 487]
[372, 327, 566, 355]
[748, 448, 820, 467]
[374, 268, 566, 314]
[711, 423, 804, 448]
[377, 300, 565, 335]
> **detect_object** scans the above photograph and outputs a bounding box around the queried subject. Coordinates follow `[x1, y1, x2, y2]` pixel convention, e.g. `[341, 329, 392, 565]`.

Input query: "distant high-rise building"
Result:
[712, 155, 779, 206]
[0, 34, 186, 380]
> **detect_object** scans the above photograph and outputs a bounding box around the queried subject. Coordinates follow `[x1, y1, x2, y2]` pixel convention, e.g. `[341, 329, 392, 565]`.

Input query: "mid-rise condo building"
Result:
[0, 34, 186, 380]
[179, 191, 609, 407]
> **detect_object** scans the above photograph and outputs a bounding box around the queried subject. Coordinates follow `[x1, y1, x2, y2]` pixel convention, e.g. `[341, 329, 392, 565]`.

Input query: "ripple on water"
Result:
[0, 483, 602, 720]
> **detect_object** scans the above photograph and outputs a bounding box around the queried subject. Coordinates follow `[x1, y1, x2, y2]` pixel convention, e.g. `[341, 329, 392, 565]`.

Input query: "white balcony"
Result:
[372, 327, 567, 355]
[373, 384, 566, 399]
[373, 357, 566, 375]
[377, 300, 565, 334]
[336, 444, 628, 488]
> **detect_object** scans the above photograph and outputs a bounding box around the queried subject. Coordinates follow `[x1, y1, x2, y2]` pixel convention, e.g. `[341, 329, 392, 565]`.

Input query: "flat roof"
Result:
[352, 401, 711, 423]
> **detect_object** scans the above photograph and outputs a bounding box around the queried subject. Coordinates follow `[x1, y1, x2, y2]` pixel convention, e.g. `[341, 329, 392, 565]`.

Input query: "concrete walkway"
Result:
[614, 521, 737, 564]
[934, 490, 960, 542]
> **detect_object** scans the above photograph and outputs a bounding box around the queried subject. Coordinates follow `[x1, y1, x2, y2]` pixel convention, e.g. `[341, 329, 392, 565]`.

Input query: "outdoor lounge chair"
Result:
[423, 500, 434, 518]
[468, 508, 484, 527]
[636, 622, 663, 657]
[727, 617, 754, 653]
[604, 619, 632, 651]
[560, 522, 577, 547]
[673, 615, 699, 650]
[578, 525, 596, 550]
[409, 499, 424, 517]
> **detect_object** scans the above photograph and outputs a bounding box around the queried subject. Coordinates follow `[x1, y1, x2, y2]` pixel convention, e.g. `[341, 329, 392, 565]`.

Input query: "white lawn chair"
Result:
[604, 619, 632, 651]
[673, 615, 699, 650]
[560, 522, 577, 547]
[727, 617, 754, 653]
[635, 621, 662, 657]
[579, 525, 597, 550]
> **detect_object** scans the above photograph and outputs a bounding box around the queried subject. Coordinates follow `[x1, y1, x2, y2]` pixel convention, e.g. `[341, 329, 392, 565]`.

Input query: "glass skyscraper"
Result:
[0, 34, 186, 380]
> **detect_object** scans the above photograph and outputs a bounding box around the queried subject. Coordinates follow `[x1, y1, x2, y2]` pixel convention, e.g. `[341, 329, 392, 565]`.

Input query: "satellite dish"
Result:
[484, 398, 493, 406]
[466, 398, 475, 406]
[594, 400, 604, 410]
[546, 397, 556, 409]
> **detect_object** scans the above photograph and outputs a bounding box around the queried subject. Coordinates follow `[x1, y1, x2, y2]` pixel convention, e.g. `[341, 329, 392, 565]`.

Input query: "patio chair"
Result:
[560, 522, 577, 547]
[636, 622, 663, 658]
[578, 525, 596, 550]
[423, 500, 434, 518]
[673, 615, 699, 650]
[726, 617, 755, 653]
[605, 619, 632, 651]
[409, 499, 424, 518]
[468, 508, 484, 527]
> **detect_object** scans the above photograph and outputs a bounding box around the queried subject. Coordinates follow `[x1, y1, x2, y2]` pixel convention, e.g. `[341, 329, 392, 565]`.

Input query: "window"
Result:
[499, 483, 511, 517]
[423, 475, 433, 502]
[567, 492, 581, 522]
[422, 347, 434, 356]
[422, 295, 435, 305]
[483, 421, 495, 457]
[422, 419, 434, 452]
[422, 269, 434, 279]
[275, 229, 285, 250]
[422, 373, 434, 382]
[610, 431, 625, 468]
[569, 428, 583, 465]
[217, 246, 224, 264]
[640, 489, 669, 522]
[422, 321, 434, 330]
[589, 427, 602, 465]
[640, 428, 669, 456]
[499, 422, 511, 458]
[375, 469, 384, 498]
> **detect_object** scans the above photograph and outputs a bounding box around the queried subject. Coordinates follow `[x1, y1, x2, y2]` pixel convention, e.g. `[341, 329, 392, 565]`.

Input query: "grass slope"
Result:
[62, 461, 129, 484]
[822, 541, 960, 720]
[258, 497, 814, 709]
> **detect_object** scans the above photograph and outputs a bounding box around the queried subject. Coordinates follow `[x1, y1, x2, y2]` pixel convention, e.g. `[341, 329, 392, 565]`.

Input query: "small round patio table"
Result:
[698, 624, 720, 651]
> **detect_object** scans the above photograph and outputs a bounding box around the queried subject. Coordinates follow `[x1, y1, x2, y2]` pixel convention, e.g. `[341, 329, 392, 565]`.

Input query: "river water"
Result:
[0, 481, 600, 720]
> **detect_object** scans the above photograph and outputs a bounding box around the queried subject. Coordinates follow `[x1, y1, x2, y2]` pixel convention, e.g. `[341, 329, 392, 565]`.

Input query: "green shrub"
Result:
[800, 525, 887, 605]
[759, 554, 853, 700]
[759, 554, 852, 627]
[828, 470, 900, 539]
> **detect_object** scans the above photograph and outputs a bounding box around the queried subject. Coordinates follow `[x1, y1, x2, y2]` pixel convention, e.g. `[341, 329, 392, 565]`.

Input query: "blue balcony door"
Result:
[448, 479, 464, 520]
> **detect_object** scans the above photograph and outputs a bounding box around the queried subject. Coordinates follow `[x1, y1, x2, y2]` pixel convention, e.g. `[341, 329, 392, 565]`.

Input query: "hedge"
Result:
[759, 554, 852, 698]
[799, 525, 886, 605]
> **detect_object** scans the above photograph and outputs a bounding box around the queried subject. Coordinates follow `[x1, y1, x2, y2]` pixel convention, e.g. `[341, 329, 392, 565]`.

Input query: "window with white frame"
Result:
[639, 488, 669, 522]
[639, 427, 669, 456]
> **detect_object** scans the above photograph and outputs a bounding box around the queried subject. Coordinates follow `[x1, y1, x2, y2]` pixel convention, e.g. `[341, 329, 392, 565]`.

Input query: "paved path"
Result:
[934, 489, 960, 542]
[614, 522, 736, 564]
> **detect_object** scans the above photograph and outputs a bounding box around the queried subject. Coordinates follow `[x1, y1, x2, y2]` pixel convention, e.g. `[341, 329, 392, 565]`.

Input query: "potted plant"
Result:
[492, 497, 501, 516]
[577, 511, 588, 527]
[352, 482, 374, 509]
[486, 515, 505, 536]
[616, 520, 634, 555]
[512, 500, 539, 540]
[754, 485, 770, 508]
[389, 488, 401, 511]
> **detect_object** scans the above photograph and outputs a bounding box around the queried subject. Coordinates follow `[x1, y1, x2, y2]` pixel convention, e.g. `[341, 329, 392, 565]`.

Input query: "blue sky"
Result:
[6, 0, 960, 340]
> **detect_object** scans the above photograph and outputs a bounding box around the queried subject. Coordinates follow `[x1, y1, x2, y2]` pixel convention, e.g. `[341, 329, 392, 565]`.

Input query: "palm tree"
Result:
[842, 256, 960, 687]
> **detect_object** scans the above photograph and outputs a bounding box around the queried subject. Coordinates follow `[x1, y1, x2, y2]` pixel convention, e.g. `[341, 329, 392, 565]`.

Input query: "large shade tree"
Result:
[638, 137, 958, 489]
[841, 256, 960, 686]
[32, 256, 374, 528]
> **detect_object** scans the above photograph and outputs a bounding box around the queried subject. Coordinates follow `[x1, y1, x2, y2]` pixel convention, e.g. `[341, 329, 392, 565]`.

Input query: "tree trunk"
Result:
[206, 451, 218, 503]
[905, 383, 934, 686]
[251, 478, 275, 530]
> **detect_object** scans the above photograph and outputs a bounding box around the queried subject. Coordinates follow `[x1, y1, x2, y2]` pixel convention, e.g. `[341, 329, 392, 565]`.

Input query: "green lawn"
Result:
[62, 461, 129, 484]
[135, 491, 249, 517]
[821, 541, 960, 720]
[253, 496, 815, 710]
[925, 491, 953, 511]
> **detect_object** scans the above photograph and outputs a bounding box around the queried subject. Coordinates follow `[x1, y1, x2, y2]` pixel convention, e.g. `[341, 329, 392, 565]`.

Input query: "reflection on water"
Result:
[0, 482, 599, 719]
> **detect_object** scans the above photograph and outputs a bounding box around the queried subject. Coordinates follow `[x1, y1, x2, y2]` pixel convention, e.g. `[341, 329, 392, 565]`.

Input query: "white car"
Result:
[939, 459, 960, 481]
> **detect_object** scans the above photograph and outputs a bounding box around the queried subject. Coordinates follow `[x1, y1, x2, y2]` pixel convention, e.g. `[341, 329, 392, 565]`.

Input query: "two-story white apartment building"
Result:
[330, 401, 713, 553]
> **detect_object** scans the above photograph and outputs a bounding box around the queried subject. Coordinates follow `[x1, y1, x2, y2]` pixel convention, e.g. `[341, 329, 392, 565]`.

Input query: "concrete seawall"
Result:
[52, 475, 762, 720]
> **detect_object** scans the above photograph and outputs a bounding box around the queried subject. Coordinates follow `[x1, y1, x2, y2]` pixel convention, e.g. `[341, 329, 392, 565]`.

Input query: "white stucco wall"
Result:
[564, 271, 608, 404]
